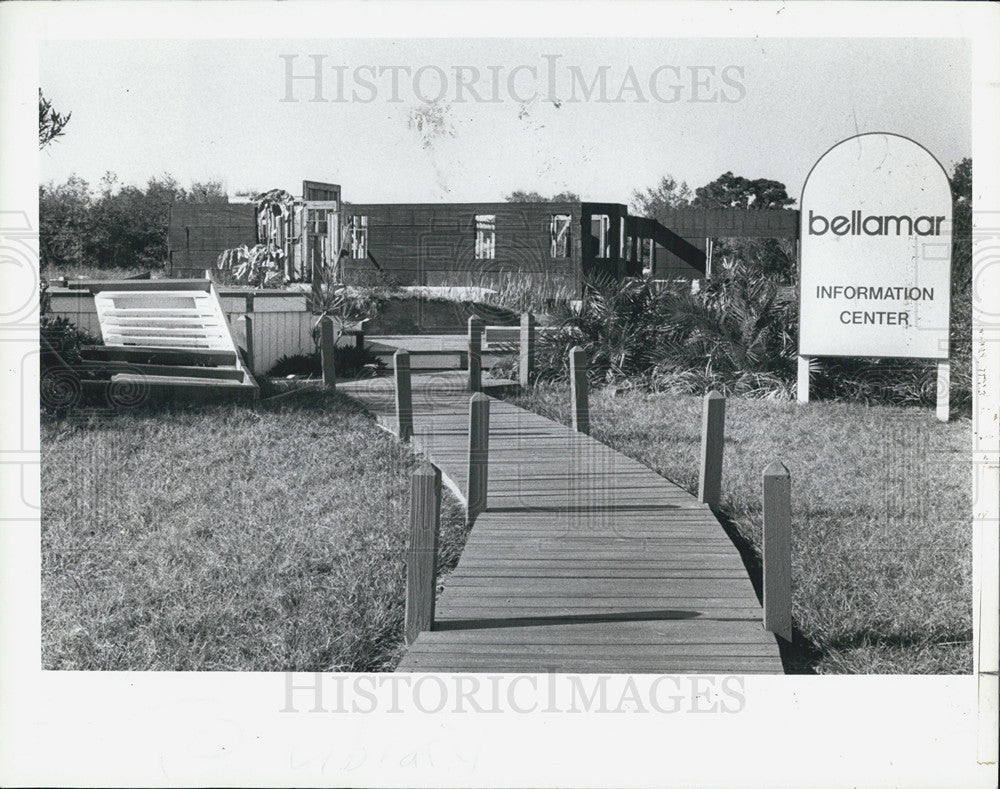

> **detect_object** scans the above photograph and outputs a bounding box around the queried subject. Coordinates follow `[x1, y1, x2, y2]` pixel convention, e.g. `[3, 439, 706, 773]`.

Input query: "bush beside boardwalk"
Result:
[504, 383, 972, 675]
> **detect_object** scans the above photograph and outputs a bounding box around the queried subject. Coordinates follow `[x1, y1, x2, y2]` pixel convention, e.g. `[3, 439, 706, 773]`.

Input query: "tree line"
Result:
[39, 173, 228, 272]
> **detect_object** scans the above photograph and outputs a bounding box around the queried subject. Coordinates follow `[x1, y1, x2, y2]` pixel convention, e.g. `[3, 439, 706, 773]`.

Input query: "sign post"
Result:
[798, 133, 952, 420]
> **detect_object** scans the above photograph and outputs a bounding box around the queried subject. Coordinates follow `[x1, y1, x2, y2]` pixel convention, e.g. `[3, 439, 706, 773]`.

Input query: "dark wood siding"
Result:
[302, 181, 341, 202]
[657, 208, 799, 239]
[167, 203, 257, 277]
[341, 202, 582, 289]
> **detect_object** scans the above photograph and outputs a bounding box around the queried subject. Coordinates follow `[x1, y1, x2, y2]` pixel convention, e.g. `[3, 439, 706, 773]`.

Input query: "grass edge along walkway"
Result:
[339, 371, 784, 674]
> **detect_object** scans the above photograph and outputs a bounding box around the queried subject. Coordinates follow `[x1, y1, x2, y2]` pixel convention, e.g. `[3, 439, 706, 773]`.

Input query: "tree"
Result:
[950, 157, 972, 286]
[630, 175, 692, 219]
[185, 180, 229, 204]
[39, 175, 91, 271]
[692, 172, 795, 210]
[505, 190, 581, 203]
[39, 89, 71, 149]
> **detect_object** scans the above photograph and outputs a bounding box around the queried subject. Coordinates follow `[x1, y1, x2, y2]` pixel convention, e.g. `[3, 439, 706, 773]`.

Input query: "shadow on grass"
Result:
[45, 377, 380, 422]
[711, 506, 823, 675]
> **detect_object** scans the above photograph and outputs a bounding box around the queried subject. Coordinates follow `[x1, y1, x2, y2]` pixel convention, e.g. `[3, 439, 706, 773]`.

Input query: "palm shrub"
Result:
[533, 275, 664, 383]
[647, 258, 798, 397]
[531, 266, 799, 397]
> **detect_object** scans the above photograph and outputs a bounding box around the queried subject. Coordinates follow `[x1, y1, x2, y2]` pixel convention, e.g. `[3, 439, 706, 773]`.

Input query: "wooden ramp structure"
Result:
[340, 371, 784, 674]
[54, 279, 258, 402]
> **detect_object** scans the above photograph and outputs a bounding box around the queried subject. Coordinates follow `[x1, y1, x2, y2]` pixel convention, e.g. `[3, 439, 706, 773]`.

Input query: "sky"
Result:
[39, 37, 971, 206]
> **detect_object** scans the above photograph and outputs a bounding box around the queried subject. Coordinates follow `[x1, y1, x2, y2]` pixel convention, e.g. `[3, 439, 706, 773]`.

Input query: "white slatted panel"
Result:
[94, 290, 238, 352]
[250, 311, 315, 373]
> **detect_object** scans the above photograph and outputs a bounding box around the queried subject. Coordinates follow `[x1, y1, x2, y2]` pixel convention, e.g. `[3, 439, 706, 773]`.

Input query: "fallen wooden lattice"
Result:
[82, 279, 258, 399]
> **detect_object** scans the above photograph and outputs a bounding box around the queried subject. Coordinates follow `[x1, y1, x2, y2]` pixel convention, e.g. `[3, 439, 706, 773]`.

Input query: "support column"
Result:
[796, 355, 811, 404]
[936, 359, 950, 423]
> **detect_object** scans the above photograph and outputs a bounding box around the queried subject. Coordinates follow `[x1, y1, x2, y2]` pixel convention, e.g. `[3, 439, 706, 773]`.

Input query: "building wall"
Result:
[167, 203, 258, 277]
[340, 201, 582, 288]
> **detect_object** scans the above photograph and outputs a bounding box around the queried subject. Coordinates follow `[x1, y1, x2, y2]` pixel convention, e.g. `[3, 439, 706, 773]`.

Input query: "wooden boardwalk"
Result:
[339, 371, 784, 674]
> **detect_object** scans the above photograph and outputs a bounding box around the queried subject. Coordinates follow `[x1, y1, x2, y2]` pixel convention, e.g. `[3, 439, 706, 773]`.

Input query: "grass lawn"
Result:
[505, 384, 972, 675]
[41, 390, 467, 671]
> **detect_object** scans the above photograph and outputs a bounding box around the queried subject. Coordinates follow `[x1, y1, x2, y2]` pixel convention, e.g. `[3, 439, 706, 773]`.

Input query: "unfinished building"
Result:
[167, 179, 799, 290]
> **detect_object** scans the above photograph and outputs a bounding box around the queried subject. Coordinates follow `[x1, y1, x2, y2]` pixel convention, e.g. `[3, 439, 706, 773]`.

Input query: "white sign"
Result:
[799, 133, 952, 359]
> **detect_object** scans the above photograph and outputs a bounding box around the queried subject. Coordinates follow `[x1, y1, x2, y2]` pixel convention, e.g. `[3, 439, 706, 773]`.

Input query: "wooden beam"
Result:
[80, 346, 238, 366]
[93, 361, 245, 381]
[405, 462, 442, 645]
[67, 279, 213, 294]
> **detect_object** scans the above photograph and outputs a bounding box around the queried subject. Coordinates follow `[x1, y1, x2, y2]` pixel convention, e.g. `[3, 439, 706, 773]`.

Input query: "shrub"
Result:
[530, 267, 798, 398]
[268, 346, 386, 379]
[39, 278, 103, 412]
[531, 275, 666, 384]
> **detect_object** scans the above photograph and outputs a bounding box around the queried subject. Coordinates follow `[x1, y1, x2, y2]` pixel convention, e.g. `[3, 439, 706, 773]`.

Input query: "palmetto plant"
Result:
[652, 256, 798, 385]
[306, 262, 380, 352]
[535, 275, 665, 383]
[533, 263, 798, 396]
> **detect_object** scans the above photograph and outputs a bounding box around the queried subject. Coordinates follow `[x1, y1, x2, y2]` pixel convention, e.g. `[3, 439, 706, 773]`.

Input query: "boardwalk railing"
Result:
[480, 313, 558, 388]
[405, 462, 442, 644]
[381, 346, 793, 664]
[468, 317, 484, 392]
[467, 392, 490, 524]
[698, 391, 726, 508]
[394, 350, 414, 441]
[569, 346, 590, 434]
[763, 461, 793, 642]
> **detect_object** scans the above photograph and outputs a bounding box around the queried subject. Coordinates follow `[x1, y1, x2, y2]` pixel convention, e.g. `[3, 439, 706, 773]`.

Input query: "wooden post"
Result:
[569, 346, 590, 435]
[242, 314, 255, 375]
[796, 355, 811, 403]
[698, 391, 725, 508]
[394, 350, 413, 441]
[467, 392, 490, 524]
[936, 359, 950, 422]
[468, 316, 484, 392]
[404, 462, 442, 645]
[519, 312, 536, 388]
[762, 461, 793, 642]
[320, 315, 336, 389]
[355, 330, 365, 351]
